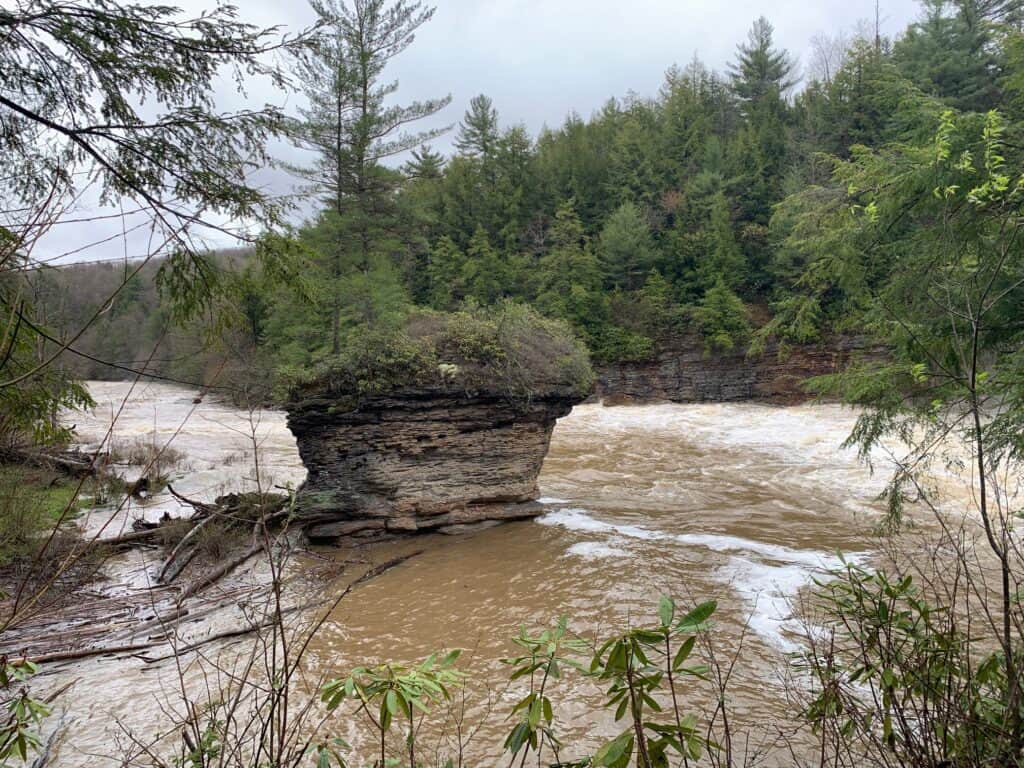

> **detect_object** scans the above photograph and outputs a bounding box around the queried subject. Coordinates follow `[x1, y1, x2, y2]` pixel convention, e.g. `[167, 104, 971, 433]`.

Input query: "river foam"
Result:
[538, 506, 854, 651]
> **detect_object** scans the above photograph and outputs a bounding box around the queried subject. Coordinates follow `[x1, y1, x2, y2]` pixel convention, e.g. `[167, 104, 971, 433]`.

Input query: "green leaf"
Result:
[593, 730, 634, 768]
[676, 601, 717, 633]
[672, 636, 696, 670]
[528, 698, 543, 730]
[658, 594, 675, 627]
[385, 689, 398, 715]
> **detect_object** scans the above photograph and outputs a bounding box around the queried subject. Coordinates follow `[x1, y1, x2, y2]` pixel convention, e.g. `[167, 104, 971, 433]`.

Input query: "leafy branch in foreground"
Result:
[322, 650, 464, 768]
[802, 556, 1024, 768]
[0, 0, 312, 442]
[317, 596, 722, 768]
[782, 107, 1024, 766]
[501, 617, 589, 766]
[590, 598, 717, 768]
[0, 658, 47, 768]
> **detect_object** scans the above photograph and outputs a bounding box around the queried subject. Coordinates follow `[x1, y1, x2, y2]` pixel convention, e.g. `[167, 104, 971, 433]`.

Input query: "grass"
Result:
[108, 436, 187, 475]
[0, 466, 81, 523]
[0, 465, 83, 567]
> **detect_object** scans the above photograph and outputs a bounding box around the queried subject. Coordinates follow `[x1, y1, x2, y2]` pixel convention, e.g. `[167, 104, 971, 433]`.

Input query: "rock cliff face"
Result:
[598, 335, 868, 405]
[286, 386, 582, 540]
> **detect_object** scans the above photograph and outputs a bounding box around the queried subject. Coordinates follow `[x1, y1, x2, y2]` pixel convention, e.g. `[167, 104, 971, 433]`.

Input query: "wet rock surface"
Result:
[286, 386, 582, 539]
[597, 335, 871, 405]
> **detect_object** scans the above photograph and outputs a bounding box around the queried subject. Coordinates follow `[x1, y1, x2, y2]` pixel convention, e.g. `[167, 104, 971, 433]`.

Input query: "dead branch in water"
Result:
[23, 641, 164, 665]
[139, 596, 335, 663]
[159, 487, 291, 589]
[166, 484, 217, 517]
[11, 547, 426, 666]
[179, 542, 264, 600]
[158, 514, 217, 583]
[352, 550, 424, 586]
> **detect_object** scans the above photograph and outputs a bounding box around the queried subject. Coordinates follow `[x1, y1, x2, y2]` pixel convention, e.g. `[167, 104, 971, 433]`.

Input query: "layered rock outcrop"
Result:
[287, 385, 581, 540]
[598, 335, 870, 405]
[283, 305, 594, 541]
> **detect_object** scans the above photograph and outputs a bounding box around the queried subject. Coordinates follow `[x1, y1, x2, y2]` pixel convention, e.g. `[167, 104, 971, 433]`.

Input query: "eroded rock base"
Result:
[286, 388, 579, 540]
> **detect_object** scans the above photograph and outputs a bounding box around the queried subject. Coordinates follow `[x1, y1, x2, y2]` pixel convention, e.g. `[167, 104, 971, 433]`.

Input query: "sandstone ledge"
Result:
[286, 386, 581, 540]
[597, 335, 872, 405]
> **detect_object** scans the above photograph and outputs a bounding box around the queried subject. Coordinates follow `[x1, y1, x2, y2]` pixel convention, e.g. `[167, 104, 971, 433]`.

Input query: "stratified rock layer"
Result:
[286, 387, 580, 539]
[598, 335, 870, 405]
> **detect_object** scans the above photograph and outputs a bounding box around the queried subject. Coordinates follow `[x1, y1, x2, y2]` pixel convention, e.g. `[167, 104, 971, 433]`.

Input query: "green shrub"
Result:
[288, 302, 594, 404]
[593, 326, 655, 363]
[693, 280, 751, 354]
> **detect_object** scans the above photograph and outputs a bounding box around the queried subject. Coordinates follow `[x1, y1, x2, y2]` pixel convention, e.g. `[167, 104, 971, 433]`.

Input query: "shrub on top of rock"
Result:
[285, 302, 594, 406]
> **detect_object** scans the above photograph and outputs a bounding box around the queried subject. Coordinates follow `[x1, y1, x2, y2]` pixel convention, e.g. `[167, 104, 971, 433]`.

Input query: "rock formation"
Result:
[598, 335, 871, 405]
[287, 385, 581, 540]
[283, 305, 594, 541]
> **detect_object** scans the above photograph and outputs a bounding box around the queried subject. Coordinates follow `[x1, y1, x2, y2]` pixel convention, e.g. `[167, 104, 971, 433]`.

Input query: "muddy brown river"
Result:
[41, 381, 908, 765]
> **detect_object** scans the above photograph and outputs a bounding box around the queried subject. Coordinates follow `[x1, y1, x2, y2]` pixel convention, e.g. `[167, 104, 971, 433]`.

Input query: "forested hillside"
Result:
[32, 0, 1024, 390]
[28, 251, 254, 386]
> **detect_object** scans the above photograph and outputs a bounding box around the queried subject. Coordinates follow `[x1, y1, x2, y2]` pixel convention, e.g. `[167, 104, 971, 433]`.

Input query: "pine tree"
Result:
[404, 144, 446, 179]
[548, 198, 588, 251]
[660, 62, 713, 188]
[464, 226, 506, 304]
[729, 16, 798, 110]
[292, 0, 451, 352]
[426, 236, 467, 309]
[599, 201, 656, 290]
[494, 125, 535, 249]
[538, 200, 602, 308]
[455, 94, 500, 159]
[893, 0, 1005, 112]
[703, 192, 746, 289]
[695, 278, 751, 352]
[727, 17, 795, 284]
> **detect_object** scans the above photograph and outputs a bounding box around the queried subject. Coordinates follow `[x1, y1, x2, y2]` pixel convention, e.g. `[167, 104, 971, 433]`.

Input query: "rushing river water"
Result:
[42, 380, 903, 765]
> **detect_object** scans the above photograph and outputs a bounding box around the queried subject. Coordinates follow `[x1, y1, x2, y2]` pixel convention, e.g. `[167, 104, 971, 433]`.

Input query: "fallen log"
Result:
[87, 527, 171, 550]
[139, 591, 344, 664]
[158, 513, 218, 583]
[179, 542, 264, 600]
[24, 641, 163, 665]
[167, 484, 216, 517]
[5, 448, 98, 477]
[160, 545, 200, 585]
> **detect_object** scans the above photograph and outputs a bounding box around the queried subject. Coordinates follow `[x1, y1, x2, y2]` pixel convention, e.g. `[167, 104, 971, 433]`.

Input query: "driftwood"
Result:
[160, 545, 200, 585]
[159, 486, 291, 588]
[139, 597, 333, 663]
[87, 527, 172, 550]
[14, 548, 425, 667]
[4, 448, 98, 477]
[158, 514, 217, 583]
[139, 556, 426, 665]
[25, 641, 165, 665]
[352, 551, 423, 587]
[167, 484, 217, 517]
[179, 542, 264, 600]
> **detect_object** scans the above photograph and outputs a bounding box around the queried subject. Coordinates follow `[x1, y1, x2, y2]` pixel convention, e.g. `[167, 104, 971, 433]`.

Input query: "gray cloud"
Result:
[32, 0, 923, 264]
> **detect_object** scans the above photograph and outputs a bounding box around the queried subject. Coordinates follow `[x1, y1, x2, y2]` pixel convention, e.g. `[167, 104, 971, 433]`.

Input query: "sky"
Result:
[33, 0, 925, 265]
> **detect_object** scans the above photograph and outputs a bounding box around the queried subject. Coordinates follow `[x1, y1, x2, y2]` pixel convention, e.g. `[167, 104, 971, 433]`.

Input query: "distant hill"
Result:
[30, 249, 255, 389]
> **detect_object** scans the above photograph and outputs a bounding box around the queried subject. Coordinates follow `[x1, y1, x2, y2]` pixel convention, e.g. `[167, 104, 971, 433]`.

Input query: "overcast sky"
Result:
[37, 0, 925, 265]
